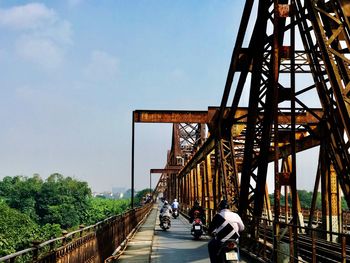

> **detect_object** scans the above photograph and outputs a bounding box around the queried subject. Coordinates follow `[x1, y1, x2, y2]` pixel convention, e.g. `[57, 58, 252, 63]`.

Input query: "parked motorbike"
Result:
[172, 208, 179, 218]
[191, 217, 203, 239]
[160, 215, 171, 230]
[218, 238, 240, 262]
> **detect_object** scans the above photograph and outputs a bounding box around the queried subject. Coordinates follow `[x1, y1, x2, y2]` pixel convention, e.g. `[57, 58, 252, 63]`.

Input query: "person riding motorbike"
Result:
[159, 200, 172, 222]
[188, 200, 206, 224]
[171, 198, 180, 218]
[171, 198, 179, 210]
[207, 199, 245, 263]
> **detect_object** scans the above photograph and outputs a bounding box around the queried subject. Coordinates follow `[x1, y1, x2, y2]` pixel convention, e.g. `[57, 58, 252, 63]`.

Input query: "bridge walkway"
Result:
[115, 203, 250, 263]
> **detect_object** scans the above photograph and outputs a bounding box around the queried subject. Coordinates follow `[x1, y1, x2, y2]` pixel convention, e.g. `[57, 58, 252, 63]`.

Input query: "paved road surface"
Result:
[115, 204, 250, 262]
[151, 209, 210, 263]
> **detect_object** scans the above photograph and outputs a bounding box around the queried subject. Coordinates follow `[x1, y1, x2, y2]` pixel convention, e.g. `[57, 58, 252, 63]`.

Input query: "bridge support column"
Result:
[321, 162, 342, 242]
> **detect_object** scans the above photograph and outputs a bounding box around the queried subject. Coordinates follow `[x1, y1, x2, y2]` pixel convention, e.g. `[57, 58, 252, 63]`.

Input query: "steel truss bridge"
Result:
[133, 0, 350, 261]
[2, 0, 350, 262]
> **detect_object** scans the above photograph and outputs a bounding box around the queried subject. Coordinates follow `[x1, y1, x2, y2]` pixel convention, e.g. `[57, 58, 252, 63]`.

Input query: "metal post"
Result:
[312, 229, 316, 263]
[131, 112, 135, 209]
[341, 234, 346, 263]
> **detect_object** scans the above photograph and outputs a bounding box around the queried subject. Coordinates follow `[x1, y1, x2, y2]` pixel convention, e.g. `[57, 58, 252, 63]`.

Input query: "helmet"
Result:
[194, 200, 200, 206]
[174, 199, 177, 202]
[218, 199, 229, 210]
[164, 200, 168, 205]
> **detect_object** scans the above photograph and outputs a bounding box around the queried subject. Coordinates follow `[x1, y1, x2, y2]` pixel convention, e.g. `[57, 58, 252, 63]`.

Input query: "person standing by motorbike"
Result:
[189, 200, 206, 224]
[207, 199, 244, 263]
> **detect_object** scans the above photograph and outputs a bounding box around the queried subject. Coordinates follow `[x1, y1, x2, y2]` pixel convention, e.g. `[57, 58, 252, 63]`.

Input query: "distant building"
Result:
[93, 190, 126, 199]
[112, 187, 126, 194]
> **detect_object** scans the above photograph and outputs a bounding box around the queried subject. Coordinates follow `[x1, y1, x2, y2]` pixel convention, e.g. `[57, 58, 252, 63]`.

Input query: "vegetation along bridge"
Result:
[2, 0, 350, 262]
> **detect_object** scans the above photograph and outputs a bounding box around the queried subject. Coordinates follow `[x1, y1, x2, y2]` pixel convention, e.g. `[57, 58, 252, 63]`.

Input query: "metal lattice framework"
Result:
[147, 0, 350, 261]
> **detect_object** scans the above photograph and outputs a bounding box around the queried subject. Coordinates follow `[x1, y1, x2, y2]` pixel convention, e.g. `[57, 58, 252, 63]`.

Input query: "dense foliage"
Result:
[134, 188, 152, 205]
[0, 174, 132, 257]
[0, 200, 61, 256]
[85, 197, 130, 225]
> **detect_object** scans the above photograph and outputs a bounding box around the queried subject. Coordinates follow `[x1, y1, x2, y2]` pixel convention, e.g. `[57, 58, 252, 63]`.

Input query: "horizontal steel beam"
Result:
[150, 167, 182, 174]
[134, 108, 323, 125]
[178, 130, 320, 179]
[133, 110, 209, 123]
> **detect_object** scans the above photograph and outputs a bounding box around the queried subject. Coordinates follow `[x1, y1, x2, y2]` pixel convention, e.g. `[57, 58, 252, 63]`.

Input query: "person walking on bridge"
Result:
[207, 199, 244, 263]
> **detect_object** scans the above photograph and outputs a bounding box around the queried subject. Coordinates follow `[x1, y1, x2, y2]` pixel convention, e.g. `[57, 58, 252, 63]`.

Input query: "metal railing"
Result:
[0, 203, 153, 263]
[241, 215, 350, 263]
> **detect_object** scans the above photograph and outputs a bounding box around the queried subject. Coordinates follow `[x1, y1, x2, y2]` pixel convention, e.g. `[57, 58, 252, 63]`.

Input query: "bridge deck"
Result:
[115, 203, 250, 263]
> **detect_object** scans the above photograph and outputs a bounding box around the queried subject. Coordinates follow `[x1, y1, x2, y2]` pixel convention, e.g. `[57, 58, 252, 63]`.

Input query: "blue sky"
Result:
[0, 1, 320, 194]
[0, 1, 247, 192]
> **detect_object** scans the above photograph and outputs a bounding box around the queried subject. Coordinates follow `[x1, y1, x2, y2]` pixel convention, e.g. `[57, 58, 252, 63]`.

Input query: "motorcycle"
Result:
[172, 208, 179, 218]
[160, 215, 171, 230]
[191, 217, 203, 239]
[218, 238, 240, 262]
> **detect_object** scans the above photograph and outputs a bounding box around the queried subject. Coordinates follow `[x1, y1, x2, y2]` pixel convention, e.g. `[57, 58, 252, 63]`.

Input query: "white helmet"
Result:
[164, 200, 168, 205]
[174, 199, 177, 202]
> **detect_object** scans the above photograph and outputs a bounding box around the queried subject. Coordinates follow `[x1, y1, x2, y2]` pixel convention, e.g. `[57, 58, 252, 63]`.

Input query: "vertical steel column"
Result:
[239, 0, 271, 221]
[205, 154, 214, 221]
[319, 125, 343, 241]
[273, 0, 281, 258]
[197, 163, 203, 205]
[321, 140, 331, 240]
[200, 162, 206, 214]
[290, 0, 299, 257]
[193, 167, 198, 200]
[186, 172, 190, 209]
[131, 112, 135, 208]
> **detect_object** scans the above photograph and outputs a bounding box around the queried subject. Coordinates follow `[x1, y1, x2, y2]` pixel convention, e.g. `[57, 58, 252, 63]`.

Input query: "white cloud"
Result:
[0, 3, 56, 30]
[38, 19, 73, 45]
[67, 0, 84, 8]
[16, 35, 63, 69]
[84, 50, 119, 82]
[0, 3, 73, 69]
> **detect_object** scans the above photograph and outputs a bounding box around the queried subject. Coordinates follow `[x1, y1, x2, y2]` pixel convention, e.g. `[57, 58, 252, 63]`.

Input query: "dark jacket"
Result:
[188, 205, 206, 223]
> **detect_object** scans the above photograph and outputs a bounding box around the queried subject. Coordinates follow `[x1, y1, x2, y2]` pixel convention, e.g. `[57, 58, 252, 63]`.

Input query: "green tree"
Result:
[297, 190, 312, 208]
[135, 188, 152, 205]
[123, 189, 132, 199]
[36, 173, 91, 229]
[84, 198, 130, 225]
[0, 175, 42, 221]
[269, 190, 326, 210]
[0, 174, 132, 256]
[0, 200, 60, 257]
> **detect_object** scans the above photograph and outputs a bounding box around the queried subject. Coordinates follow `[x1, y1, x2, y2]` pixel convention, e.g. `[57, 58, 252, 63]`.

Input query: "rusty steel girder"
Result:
[134, 2, 350, 258]
[136, 107, 324, 205]
[209, 0, 350, 261]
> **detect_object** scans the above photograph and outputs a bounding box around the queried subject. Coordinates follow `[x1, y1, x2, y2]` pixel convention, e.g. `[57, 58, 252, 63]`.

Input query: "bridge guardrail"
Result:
[241, 215, 350, 263]
[0, 202, 153, 263]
